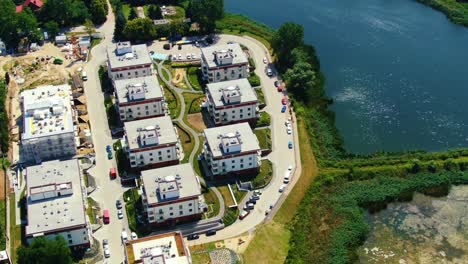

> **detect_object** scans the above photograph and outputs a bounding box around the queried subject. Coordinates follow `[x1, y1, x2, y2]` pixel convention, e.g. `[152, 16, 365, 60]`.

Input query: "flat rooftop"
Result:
[25, 159, 86, 236]
[141, 163, 201, 205]
[201, 43, 248, 69]
[114, 75, 163, 104]
[124, 116, 178, 150]
[125, 232, 189, 264]
[203, 122, 260, 158]
[206, 78, 257, 108]
[107, 42, 152, 70]
[21, 84, 74, 140]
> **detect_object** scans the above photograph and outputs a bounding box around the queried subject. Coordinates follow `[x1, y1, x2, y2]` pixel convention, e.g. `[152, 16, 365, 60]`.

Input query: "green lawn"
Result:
[175, 124, 194, 163]
[122, 3, 131, 19]
[193, 136, 204, 177]
[104, 96, 119, 128]
[255, 87, 266, 106]
[9, 194, 22, 264]
[231, 183, 248, 203]
[187, 67, 203, 91]
[165, 6, 186, 20]
[217, 186, 235, 206]
[239, 160, 273, 189]
[222, 207, 238, 227]
[86, 198, 95, 224]
[0, 201, 5, 250]
[254, 128, 272, 150]
[202, 185, 220, 219]
[159, 76, 180, 119]
[257, 111, 271, 127]
[183, 92, 204, 114]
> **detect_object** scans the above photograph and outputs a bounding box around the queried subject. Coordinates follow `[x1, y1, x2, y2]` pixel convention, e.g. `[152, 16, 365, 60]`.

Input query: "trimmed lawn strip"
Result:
[254, 128, 272, 150]
[222, 207, 238, 227]
[9, 194, 22, 264]
[255, 87, 266, 106]
[187, 67, 203, 91]
[239, 160, 273, 189]
[183, 92, 204, 114]
[193, 136, 204, 177]
[159, 76, 180, 119]
[231, 184, 247, 203]
[257, 111, 271, 127]
[201, 185, 220, 219]
[86, 198, 95, 224]
[217, 186, 235, 206]
[175, 123, 194, 163]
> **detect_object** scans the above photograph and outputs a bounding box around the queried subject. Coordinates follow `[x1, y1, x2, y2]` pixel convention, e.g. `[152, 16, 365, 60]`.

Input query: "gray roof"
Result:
[107, 43, 152, 70]
[206, 78, 258, 108]
[124, 116, 178, 150]
[114, 75, 163, 104]
[201, 43, 248, 69]
[21, 84, 75, 140]
[203, 122, 260, 158]
[141, 163, 201, 205]
[25, 159, 86, 236]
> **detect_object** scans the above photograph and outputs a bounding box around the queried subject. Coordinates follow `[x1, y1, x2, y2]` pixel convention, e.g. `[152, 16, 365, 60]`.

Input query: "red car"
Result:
[239, 210, 250, 220]
[277, 85, 283, 92]
[281, 97, 287, 105]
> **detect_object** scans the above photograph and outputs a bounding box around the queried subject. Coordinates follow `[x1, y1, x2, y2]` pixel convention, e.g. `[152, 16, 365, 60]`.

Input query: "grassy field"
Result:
[231, 183, 248, 203]
[165, 6, 186, 20]
[217, 186, 235, 206]
[187, 67, 203, 91]
[9, 194, 22, 264]
[255, 87, 266, 106]
[417, 0, 468, 26]
[160, 76, 180, 119]
[175, 124, 194, 163]
[257, 111, 271, 127]
[254, 128, 272, 150]
[202, 186, 220, 219]
[86, 198, 95, 224]
[242, 118, 319, 263]
[183, 92, 204, 114]
[122, 3, 131, 19]
[239, 160, 273, 189]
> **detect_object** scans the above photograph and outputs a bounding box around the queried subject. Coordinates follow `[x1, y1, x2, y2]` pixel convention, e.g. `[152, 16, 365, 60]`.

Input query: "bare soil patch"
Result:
[187, 113, 206, 132]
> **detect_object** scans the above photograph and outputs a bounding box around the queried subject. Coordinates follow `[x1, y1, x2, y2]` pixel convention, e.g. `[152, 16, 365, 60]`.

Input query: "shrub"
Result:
[248, 72, 261, 86]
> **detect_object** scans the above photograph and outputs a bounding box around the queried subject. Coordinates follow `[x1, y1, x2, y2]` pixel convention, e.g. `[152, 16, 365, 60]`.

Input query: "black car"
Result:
[187, 234, 200, 240]
[206, 230, 216, 236]
[116, 200, 122, 209]
[248, 199, 257, 205]
[274, 80, 279, 87]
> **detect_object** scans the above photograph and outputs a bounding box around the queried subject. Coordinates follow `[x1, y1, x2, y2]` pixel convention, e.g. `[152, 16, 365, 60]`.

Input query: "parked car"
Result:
[248, 199, 257, 205]
[103, 239, 109, 246]
[274, 80, 279, 87]
[103, 241, 110, 258]
[263, 57, 267, 64]
[282, 97, 287, 105]
[251, 194, 260, 200]
[186, 54, 191, 59]
[287, 127, 292, 134]
[284, 170, 291, 184]
[187, 234, 200, 240]
[281, 105, 287, 113]
[81, 71, 87, 81]
[279, 184, 286, 193]
[253, 190, 262, 196]
[267, 67, 273, 76]
[107, 152, 113, 160]
[288, 165, 293, 171]
[103, 209, 110, 224]
[106, 145, 111, 152]
[288, 140, 293, 149]
[53, 58, 63, 65]
[116, 200, 122, 209]
[121, 230, 128, 242]
[245, 203, 255, 210]
[117, 209, 123, 219]
[239, 210, 250, 220]
[111, 127, 124, 137]
[178, 54, 182, 59]
[131, 232, 138, 240]
[277, 85, 283, 92]
[206, 230, 217, 236]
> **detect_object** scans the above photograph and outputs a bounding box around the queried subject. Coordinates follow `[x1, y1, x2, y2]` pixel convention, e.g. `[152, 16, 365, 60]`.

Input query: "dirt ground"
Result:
[187, 113, 206, 132]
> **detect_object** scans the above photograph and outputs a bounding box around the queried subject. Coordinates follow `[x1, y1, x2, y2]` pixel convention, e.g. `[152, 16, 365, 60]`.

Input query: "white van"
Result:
[283, 170, 291, 184]
[81, 71, 87, 81]
[267, 67, 273, 77]
[121, 230, 128, 243]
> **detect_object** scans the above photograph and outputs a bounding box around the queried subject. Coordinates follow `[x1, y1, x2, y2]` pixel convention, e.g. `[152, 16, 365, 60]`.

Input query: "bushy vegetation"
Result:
[186, 67, 203, 91]
[0, 80, 9, 154]
[286, 168, 468, 264]
[247, 72, 261, 87]
[18, 236, 73, 264]
[254, 128, 272, 150]
[417, 0, 468, 26]
[257, 111, 271, 127]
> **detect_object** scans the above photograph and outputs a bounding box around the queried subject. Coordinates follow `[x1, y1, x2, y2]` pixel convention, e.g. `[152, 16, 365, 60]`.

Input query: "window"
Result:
[159, 157, 162, 161]
[232, 160, 236, 163]
[67, 234, 72, 239]
[232, 110, 235, 113]
[128, 72, 131, 75]
[240, 159, 244, 162]
[240, 164, 244, 168]
[150, 158, 153, 161]
[159, 216, 163, 220]
[240, 109, 243, 112]
[167, 149, 171, 153]
[189, 209, 193, 212]
[158, 151, 162, 155]
[249, 157, 252, 160]
[249, 163, 252, 166]
[170, 212, 173, 216]
[146, 111, 149, 115]
[84, 236, 87, 241]
[68, 240, 73, 244]
[248, 113, 251, 116]
[169, 207, 173, 210]
[179, 205, 183, 209]
[145, 105, 149, 109]
[149, 153, 153, 156]
[189, 203, 192, 206]
[83, 231, 86, 234]
[232, 165, 235, 169]
[240, 115, 243, 118]
[168, 155, 171, 159]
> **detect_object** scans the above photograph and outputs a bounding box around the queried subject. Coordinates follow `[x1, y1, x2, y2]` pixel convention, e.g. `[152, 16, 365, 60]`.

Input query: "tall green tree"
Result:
[84, 19, 95, 37]
[0, 0, 19, 47]
[90, 0, 108, 25]
[114, 6, 127, 41]
[0, 80, 9, 154]
[147, 5, 162, 20]
[44, 21, 60, 40]
[271, 22, 304, 72]
[123, 18, 157, 41]
[18, 236, 73, 264]
[40, 0, 90, 26]
[17, 7, 41, 42]
[128, 7, 138, 20]
[283, 61, 316, 102]
[189, 0, 224, 33]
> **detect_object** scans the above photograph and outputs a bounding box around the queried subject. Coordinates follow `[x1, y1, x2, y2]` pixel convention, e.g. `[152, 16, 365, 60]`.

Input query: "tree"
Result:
[18, 236, 73, 264]
[44, 21, 60, 40]
[16, 7, 41, 43]
[123, 18, 157, 41]
[409, 159, 421, 173]
[114, 7, 127, 41]
[0, 0, 19, 47]
[128, 7, 138, 20]
[189, 0, 224, 33]
[147, 5, 162, 20]
[284, 61, 316, 102]
[40, 0, 90, 26]
[271, 22, 304, 71]
[169, 21, 188, 36]
[84, 19, 95, 37]
[90, 0, 108, 25]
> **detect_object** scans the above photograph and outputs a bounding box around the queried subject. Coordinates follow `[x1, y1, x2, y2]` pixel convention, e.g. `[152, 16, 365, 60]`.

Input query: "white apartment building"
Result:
[206, 78, 259, 126]
[106, 41, 153, 81]
[25, 159, 90, 249]
[114, 75, 167, 121]
[201, 43, 249, 83]
[122, 116, 181, 169]
[141, 163, 204, 226]
[203, 122, 261, 176]
[124, 231, 191, 264]
[20, 85, 77, 164]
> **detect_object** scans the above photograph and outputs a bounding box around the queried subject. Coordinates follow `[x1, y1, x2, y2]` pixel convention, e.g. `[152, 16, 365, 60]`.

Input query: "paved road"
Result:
[81, 2, 130, 263]
[186, 34, 302, 245]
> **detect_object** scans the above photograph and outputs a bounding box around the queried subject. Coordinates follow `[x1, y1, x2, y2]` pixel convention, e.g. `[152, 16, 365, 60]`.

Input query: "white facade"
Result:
[122, 116, 181, 168]
[201, 43, 249, 83]
[141, 164, 203, 224]
[107, 42, 153, 81]
[114, 76, 166, 121]
[206, 79, 259, 125]
[20, 85, 77, 163]
[202, 123, 261, 176]
[25, 159, 90, 248]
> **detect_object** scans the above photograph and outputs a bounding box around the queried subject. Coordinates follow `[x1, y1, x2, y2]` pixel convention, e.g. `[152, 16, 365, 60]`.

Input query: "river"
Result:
[226, 0, 468, 154]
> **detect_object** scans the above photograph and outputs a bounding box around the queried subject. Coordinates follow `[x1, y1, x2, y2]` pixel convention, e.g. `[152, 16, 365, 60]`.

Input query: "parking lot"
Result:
[147, 38, 206, 62]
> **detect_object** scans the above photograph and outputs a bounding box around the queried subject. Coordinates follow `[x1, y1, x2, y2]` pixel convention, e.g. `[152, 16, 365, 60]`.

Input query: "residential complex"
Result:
[201, 43, 249, 83]
[202, 122, 261, 176]
[25, 159, 90, 249]
[113, 75, 167, 121]
[20, 84, 77, 164]
[141, 163, 204, 226]
[124, 231, 191, 264]
[106, 42, 153, 81]
[122, 116, 181, 169]
[205, 78, 259, 126]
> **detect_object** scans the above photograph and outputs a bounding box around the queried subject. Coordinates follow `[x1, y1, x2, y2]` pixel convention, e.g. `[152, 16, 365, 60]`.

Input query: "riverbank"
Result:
[416, 0, 468, 26]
